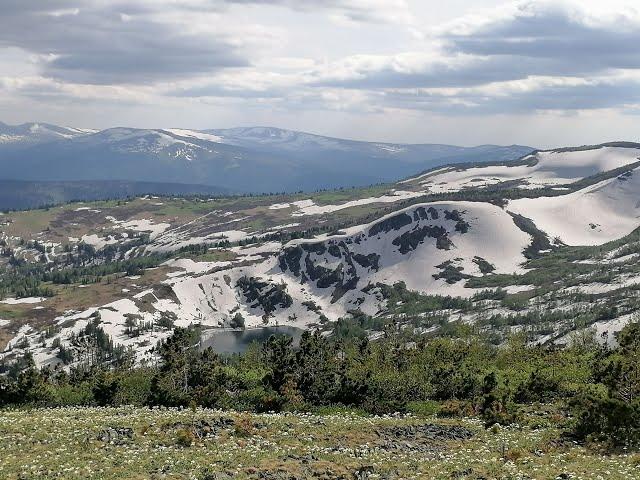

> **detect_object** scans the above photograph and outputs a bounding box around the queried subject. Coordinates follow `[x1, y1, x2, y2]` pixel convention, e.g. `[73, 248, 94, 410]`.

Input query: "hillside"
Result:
[1, 142, 640, 369]
[0, 122, 533, 199]
[0, 121, 93, 147]
[0, 180, 228, 211]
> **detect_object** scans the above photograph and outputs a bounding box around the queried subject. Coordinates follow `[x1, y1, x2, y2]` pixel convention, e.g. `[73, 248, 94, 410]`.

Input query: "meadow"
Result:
[1, 406, 639, 479]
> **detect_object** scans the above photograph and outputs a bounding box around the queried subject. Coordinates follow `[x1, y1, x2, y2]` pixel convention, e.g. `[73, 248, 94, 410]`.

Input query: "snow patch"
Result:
[508, 167, 640, 246]
[1, 297, 46, 305]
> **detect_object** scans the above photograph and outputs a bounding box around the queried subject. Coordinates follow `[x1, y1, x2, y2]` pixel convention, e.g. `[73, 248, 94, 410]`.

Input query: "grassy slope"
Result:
[0, 407, 638, 479]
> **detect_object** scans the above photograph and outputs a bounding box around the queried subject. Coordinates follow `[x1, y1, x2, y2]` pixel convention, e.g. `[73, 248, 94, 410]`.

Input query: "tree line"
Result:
[1, 323, 639, 449]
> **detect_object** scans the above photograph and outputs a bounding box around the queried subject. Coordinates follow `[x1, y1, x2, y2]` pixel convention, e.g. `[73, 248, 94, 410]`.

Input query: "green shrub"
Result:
[52, 384, 93, 406]
[570, 393, 640, 447]
[406, 400, 441, 417]
[175, 429, 195, 447]
[113, 369, 153, 406]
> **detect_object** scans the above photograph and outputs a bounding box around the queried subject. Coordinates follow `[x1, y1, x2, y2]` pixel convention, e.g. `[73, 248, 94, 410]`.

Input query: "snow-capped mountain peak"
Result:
[0, 121, 93, 146]
[0, 120, 534, 193]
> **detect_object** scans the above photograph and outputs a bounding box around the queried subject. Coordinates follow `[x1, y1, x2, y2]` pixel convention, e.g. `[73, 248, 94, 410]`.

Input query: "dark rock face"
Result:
[279, 238, 370, 303]
[473, 256, 496, 274]
[306, 258, 343, 289]
[444, 209, 470, 233]
[412, 206, 440, 222]
[279, 246, 303, 276]
[432, 261, 471, 284]
[392, 225, 451, 254]
[353, 253, 381, 269]
[368, 213, 413, 237]
[302, 243, 327, 255]
[237, 276, 293, 316]
[413, 206, 429, 221]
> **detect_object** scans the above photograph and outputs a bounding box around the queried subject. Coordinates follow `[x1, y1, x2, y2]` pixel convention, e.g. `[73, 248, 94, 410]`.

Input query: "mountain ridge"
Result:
[0, 121, 534, 197]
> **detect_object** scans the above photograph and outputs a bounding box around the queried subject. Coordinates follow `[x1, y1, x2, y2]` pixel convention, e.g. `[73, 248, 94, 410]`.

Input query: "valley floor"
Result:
[0, 407, 638, 479]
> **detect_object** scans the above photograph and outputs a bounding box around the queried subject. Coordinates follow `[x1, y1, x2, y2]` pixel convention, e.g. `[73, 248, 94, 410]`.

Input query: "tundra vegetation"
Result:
[1, 323, 640, 478]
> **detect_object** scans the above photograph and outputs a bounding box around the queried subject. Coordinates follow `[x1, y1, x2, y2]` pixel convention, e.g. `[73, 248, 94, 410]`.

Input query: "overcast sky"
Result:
[1, 0, 639, 147]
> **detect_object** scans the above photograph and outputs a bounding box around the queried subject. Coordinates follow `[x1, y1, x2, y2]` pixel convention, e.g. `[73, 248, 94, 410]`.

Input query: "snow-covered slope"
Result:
[405, 145, 640, 193]
[73, 127, 223, 160]
[0, 121, 93, 146]
[211, 126, 354, 151]
[277, 202, 531, 300]
[76, 201, 533, 339]
[508, 167, 640, 246]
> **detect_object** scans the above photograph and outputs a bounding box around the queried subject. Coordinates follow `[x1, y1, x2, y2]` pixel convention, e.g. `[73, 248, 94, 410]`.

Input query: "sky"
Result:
[1, 0, 639, 148]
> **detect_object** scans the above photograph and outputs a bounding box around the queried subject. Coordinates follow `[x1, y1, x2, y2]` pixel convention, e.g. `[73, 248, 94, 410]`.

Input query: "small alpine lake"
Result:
[200, 326, 304, 354]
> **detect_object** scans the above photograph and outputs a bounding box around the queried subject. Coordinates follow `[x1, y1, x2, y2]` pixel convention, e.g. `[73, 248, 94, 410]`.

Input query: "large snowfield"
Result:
[509, 167, 640, 245]
[408, 146, 640, 193]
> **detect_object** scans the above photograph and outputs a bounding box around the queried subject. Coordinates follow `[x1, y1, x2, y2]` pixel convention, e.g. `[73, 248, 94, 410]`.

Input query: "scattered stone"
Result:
[374, 423, 473, 452]
[353, 466, 374, 479]
[284, 453, 319, 464]
[450, 467, 473, 478]
[97, 427, 134, 444]
[166, 417, 234, 438]
[201, 473, 232, 480]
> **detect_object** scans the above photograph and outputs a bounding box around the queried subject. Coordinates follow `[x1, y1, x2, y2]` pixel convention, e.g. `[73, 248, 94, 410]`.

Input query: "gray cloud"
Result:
[311, 54, 635, 91]
[216, 0, 411, 23]
[312, 56, 544, 89]
[382, 78, 640, 114]
[311, 2, 640, 91]
[2, 0, 640, 129]
[445, 3, 640, 70]
[0, 2, 247, 84]
[171, 84, 284, 99]
[0, 1, 78, 13]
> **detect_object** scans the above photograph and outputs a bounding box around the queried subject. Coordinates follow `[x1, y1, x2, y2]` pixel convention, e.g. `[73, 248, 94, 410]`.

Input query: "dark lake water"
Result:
[200, 326, 304, 354]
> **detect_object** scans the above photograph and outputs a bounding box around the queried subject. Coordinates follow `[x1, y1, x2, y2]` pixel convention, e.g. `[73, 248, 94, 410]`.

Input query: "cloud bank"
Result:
[0, 0, 639, 145]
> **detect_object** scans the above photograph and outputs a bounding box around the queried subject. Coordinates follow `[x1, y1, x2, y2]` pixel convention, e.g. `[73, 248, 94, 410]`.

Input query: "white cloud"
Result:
[1, 0, 640, 146]
[214, 0, 414, 24]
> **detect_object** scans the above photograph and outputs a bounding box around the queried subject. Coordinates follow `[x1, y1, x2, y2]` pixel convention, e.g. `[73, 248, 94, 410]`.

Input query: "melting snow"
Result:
[406, 147, 640, 193]
[289, 191, 424, 217]
[1, 297, 46, 305]
[164, 128, 223, 143]
[508, 167, 640, 246]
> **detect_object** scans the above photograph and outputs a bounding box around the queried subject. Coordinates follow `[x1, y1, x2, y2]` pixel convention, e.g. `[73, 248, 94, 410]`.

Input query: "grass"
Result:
[0, 265, 176, 350]
[0, 305, 36, 349]
[2, 208, 59, 238]
[0, 407, 638, 479]
[183, 250, 238, 263]
[310, 184, 391, 205]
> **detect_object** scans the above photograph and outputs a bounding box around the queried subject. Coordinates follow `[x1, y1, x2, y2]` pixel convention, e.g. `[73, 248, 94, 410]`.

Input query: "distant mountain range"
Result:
[0, 121, 96, 146]
[0, 121, 534, 206]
